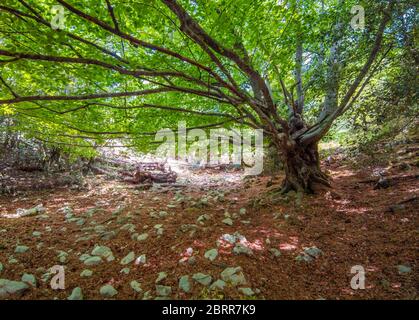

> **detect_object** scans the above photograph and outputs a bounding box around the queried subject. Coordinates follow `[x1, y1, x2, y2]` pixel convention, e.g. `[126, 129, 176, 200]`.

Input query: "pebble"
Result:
[100, 285, 118, 298]
[232, 243, 253, 256]
[155, 285, 172, 297]
[179, 275, 191, 293]
[238, 287, 255, 296]
[209, 279, 226, 291]
[68, 287, 83, 300]
[222, 218, 233, 226]
[0, 279, 29, 298]
[220, 267, 247, 286]
[91, 245, 115, 262]
[156, 272, 168, 284]
[120, 268, 130, 275]
[130, 280, 142, 293]
[80, 269, 93, 277]
[192, 273, 212, 286]
[21, 273, 37, 287]
[15, 245, 29, 254]
[397, 265, 412, 274]
[204, 248, 218, 261]
[137, 233, 149, 241]
[135, 254, 146, 265]
[84, 256, 102, 266]
[120, 252, 135, 265]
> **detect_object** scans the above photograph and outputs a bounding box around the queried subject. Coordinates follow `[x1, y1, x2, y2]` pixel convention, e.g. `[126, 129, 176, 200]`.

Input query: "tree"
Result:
[0, 0, 398, 192]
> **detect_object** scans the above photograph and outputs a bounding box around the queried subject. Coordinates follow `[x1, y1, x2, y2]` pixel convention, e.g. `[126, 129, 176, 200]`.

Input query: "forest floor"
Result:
[0, 142, 417, 300]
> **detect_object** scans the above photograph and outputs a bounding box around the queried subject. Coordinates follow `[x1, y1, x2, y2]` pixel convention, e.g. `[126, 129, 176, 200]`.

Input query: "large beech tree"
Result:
[0, 0, 399, 192]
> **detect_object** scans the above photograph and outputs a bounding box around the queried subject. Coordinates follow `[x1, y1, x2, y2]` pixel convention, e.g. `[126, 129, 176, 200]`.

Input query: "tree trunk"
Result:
[280, 142, 330, 193]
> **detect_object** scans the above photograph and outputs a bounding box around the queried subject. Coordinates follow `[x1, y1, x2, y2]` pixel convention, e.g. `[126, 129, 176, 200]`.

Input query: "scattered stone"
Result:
[397, 265, 412, 274]
[32, 231, 42, 238]
[0, 279, 29, 298]
[94, 225, 106, 234]
[296, 246, 323, 263]
[221, 233, 237, 244]
[137, 233, 149, 241]
[238, 287, 255, 296]
[80, 269, 93, 277]
[239, 208, 246, 215]
[155, 285, 171, 297]
[204, 248, 218, 261]
[221, 267, 246, 286]
[156, 272, 168, 284]
[57, 251, 69, 263]
[142, 290, 152, 300]
[8, 256, 18, 264]
[197, 214, 210, 224]
[120, 268, 130, 275]
[76, 236, 92, 243]
[79, 254, 91, 262]
[295, 253, 313, 263]
[15, 245, 29, 254]
[209, 279, 226, 291]
[135, 254, 146, 265]
[120, 223, 136, 233]
[120, 251, 135, 265]
[21, 273, 37, 287]
[84, 256, 102, 266]
[41, 272, 52, 283]
[179, 275, 191, 293]
[0, 263, 3, 273]
[101, 231, 117, 241]
[91, 245, 115, 262]
[16, 204, 45, 218]
[100, 285, 118, 298]
[304, 246, 323, 258]
[233, 243, 253, 256]
[130, 280, 142, 293]
[159, 211, 168, 218]
[222, 218, 233, 226]
[192, 273, 212, 286]
[179, 224, 198, 233]
[131, 233, 139, 240]
[68, 287, 83, 300]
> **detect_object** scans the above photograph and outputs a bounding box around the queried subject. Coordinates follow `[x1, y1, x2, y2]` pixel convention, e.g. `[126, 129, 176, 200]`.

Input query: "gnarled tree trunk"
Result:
[280, 141, 330, 193]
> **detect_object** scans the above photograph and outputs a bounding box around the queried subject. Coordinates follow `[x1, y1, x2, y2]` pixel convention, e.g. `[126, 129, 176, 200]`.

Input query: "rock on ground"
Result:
[0, 279, 29, 298]
[68, 287, 83, 300]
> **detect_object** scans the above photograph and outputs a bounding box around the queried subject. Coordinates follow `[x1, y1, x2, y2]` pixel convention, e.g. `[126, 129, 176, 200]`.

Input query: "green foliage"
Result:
[0, 0, 415, 156]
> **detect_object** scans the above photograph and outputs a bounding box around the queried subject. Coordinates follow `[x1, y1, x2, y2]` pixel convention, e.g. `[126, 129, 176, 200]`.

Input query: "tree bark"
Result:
[279, 141, 330, 193]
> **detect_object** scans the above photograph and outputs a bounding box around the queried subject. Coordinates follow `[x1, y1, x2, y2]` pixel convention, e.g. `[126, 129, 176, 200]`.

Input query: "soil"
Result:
[0, 145, 417, 300]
